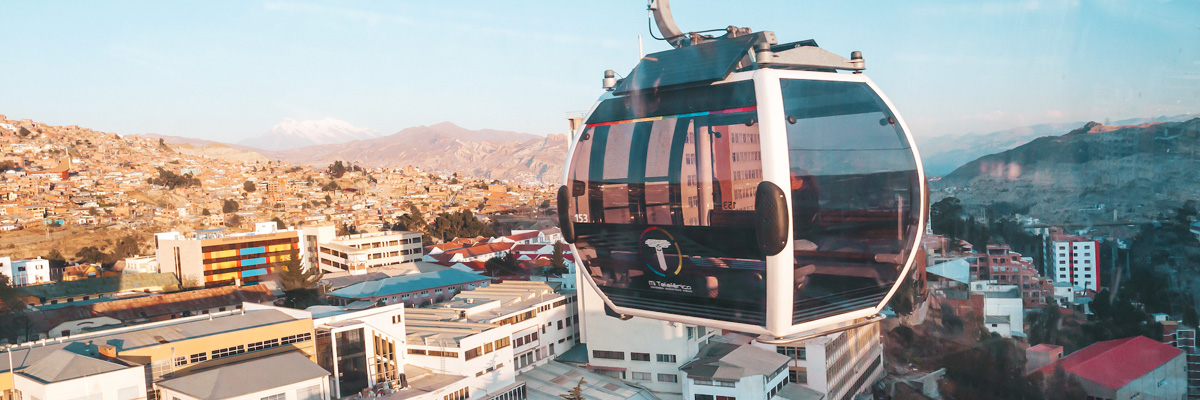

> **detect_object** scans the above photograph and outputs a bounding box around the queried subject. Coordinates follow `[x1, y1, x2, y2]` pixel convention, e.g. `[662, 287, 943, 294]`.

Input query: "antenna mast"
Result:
[648, 0, 686, 48]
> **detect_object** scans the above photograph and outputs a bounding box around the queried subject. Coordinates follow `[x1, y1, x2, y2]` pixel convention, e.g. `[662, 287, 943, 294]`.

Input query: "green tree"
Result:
[226, 214, 242, 228]
[75, 246, 107, 264]
[321, 181, 340, 192]
[559, 378, 586, 400]
[202, 208, 211, 216]
[328, 160, 347, 178]
[272, 217, 287, 230]
[147, 167, 200, 189]
[484, 253, 519, 277]
[243, 180, 257, 192]
[275, 255, 325, 309]
[222, 199, 240, 213]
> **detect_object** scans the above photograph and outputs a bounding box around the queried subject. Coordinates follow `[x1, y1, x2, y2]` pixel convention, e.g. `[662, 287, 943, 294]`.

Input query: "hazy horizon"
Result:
[2, 1, 1197, 142]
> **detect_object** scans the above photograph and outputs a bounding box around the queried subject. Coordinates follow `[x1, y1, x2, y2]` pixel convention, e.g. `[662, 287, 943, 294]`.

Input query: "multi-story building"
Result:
[315, 230, 423, 275]
[1049, 229, 1100, 291]
[0, 257, 50, 286]
[970, 281, 1026, 338]
[1, 303, 317, 400]
[680, 342, 791, 400]
[1163, 321, 1200, 399]
[969, 245, 1050, 308]
[576, 271, 717, 399]
[759, 321, 884, 400]
[155, 222, 302, 288]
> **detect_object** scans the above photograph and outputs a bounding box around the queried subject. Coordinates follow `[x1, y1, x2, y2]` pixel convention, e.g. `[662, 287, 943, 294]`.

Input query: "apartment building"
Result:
[1049, 229, 1101, 291]
[311, 303, 411, 398]
[969, 245, 1050, 308]
[314, 230, 423, 275]
[758, 321, 884, 400]
[155, 222, 301, 288]
[1, 303, 317, 400]
[970, 281, 1026, 338]
[1162, 321, 1200, 399]
[0, 257, 50, 286]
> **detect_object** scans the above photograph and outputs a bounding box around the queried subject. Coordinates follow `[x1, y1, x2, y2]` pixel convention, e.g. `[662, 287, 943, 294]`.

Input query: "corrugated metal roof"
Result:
[19, 272, 180, 300]
[1031, 336, 1183, 389]
[680, 342, 790, 380]
[328, 269, 490, 300]
[19, 349, 132, 383]
[156, 352, 328, 400]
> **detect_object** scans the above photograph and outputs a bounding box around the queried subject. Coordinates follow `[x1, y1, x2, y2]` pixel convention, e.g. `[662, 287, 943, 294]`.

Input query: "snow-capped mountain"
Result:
[238, 118, 379, 151]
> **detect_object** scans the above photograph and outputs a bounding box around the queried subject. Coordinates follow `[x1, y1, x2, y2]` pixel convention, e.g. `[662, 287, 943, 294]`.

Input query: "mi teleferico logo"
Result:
[639, 227, 682, 277]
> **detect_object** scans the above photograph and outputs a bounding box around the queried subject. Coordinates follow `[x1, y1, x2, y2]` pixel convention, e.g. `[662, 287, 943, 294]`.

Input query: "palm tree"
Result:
[275, 255, 324, 309]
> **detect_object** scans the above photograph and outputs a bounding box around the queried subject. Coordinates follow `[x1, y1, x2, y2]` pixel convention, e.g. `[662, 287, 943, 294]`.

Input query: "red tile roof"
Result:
[1032, 336, 1182, 390]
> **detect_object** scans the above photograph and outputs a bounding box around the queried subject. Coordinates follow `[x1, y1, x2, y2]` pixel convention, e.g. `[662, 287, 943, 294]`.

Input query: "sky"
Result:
[1, 0, 1197, 143]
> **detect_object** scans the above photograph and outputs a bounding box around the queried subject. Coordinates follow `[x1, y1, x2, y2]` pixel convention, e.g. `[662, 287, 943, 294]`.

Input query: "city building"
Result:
[112, 256, 160, 275]
[969, 281, 1026, 338]
[325, 269, 493, 307]
[314, 229, 423, 275]
[156, 352, 329, 400]
[0, 257, 50, 286]
[1030, 336, 1186, 400]
[1, 303, 317, 400]
[1025, 344, 1064, 374]
[759, 321, 885, 400]
[680, 342, 790, 400]
[1050, 229, 1101, 291]
[155, 222, 301, 288]
[1162, 321, 1199, 399]
[12, 348, 147, 400]
[18, 272, 180, 307]
[969, 245, 1049, 308]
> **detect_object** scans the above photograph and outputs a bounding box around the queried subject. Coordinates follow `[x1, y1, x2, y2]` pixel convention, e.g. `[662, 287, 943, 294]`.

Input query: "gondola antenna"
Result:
[648, 0, 686, 47]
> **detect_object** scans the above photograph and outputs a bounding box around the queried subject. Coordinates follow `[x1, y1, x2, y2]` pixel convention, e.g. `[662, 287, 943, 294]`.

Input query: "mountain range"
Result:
[934, 117, 1200, 224]
[917, 114, 1200, 176]
[238, 118, 379, 151]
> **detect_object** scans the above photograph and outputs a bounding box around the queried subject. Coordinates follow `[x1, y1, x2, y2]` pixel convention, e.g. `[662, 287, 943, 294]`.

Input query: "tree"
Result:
[47, 249, 67, 269]
[75, 246, 107, 264]
[337, 223, 357, 237]
[275, 255, 324, 309]
[272, 217, 287, 230]
[0, 275, 25, 314]
[202, 208, 210, 216]
[222, 199, 240, 213]
[548, 242, 569, 276]
[559, 378, 586, 400]
[321, 180, 340, 192]
[147, 167, 200, 189]
[243, 180, 257, 192]
[328, 160, 347, 178]
[226, 214, 242, 228]
[484, 253, 519, 277]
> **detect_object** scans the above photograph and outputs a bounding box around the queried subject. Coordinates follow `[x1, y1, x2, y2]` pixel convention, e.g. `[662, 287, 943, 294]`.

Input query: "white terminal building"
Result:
[302, 225, 423, 275]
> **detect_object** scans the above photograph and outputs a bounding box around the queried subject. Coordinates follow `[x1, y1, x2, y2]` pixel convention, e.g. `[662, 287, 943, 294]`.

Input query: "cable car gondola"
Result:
[558, 0, 927, 339]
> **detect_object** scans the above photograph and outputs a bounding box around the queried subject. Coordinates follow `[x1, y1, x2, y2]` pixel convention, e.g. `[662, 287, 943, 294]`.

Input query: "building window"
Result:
[716, 397, 735, 400]
[656, 354, 677, 363]
[631, 352, 650, 361]
[281, 332, 312, 345]
[260, 394, 286, 400]
[592, 350, 624, 360]
[212, 345, 246, 359]
[631, 371, 651, 381]
[189, 352, 208, 363]
[694, 379, 736, 388]
[174, 356, 187, 367]
[776, 346, 805, 360]
[658, 373, 679, 383]
[695, 395, 715, 400]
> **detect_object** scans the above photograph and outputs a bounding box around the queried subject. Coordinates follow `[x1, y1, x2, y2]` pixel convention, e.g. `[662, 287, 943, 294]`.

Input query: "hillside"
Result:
[267, 122, 567, 183]
[917, 114, 1199, 176]
[934, 118, 1200, 225]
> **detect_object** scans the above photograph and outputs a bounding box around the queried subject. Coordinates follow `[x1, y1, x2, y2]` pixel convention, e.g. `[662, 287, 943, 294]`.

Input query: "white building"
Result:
[971, 281, 1026, 338]
[315, 230, 423, 275]
[0, 257, 51, 286]
[755, 321, 885, 400]
[113, 256, 159, 274]
[576, 271, 717, 399]
[157, 352, 329, 400]
[1051, 237, 1100, 291]
[679, 342, 791, 400]
[13, 348, 147, 400]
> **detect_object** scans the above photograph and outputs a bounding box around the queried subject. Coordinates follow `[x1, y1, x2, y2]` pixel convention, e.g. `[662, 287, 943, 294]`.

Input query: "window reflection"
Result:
[782, 79, 921, 324]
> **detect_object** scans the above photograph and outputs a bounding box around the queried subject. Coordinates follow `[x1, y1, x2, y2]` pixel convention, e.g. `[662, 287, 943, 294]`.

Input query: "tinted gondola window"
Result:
[781, 79, 922, 324]
[568, 81, 769, 325]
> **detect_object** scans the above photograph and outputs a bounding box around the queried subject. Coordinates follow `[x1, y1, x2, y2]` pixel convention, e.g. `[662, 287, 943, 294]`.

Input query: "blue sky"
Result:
[1, 1, 1197, 142]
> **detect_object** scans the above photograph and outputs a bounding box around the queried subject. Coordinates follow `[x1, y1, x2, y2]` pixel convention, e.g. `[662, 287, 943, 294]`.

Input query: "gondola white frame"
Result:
[564, 67, 928, 339]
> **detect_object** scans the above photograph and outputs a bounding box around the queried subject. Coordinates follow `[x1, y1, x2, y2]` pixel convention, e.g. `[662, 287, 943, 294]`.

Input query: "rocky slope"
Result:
[934, 118, 1200, 225]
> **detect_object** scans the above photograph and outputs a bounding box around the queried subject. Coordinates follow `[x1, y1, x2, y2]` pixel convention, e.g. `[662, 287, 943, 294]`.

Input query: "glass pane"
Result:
[567, 80, 768, 325]
[781, 79, 921, 325]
